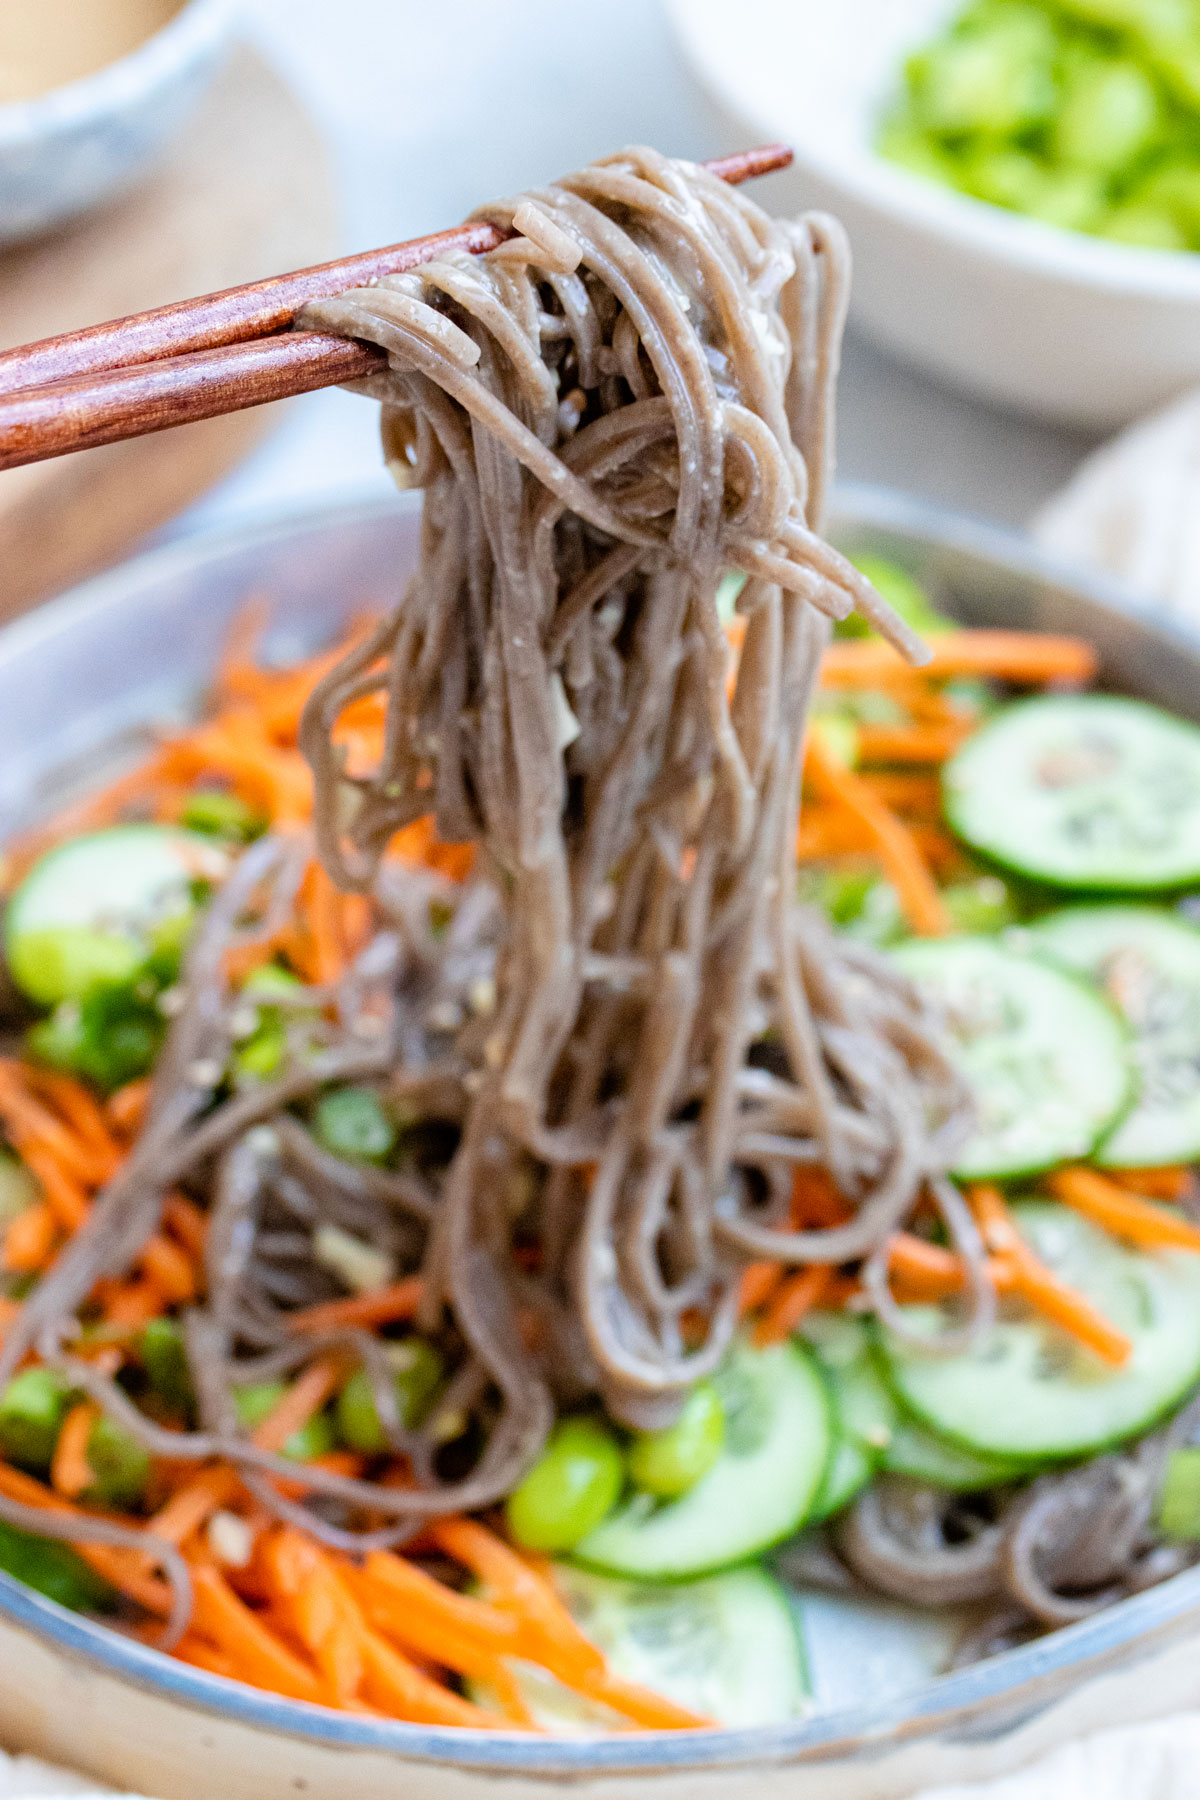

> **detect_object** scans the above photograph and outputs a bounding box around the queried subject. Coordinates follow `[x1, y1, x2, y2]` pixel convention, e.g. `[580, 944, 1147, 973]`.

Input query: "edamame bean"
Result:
[140, 1317, 194, 1416]
[628, 1383, 726, 1499]
[1054, 58, 1164, 172]
[505, 1417, 624, 1552]
[85, 1415, 151, 1509]
[336, 1341, 444, 1453]
[0, 1369, 70, 1470]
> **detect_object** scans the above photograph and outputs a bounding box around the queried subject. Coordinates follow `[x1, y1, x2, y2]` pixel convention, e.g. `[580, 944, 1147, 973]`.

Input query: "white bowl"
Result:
[0, 0, 239, 247]
[668, 0, 1200, 428]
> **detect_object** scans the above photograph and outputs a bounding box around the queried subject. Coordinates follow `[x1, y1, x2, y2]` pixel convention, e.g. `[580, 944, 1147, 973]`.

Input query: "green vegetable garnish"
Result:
[180, 789, 265, 843]
[506, 1417, 625, 1553]
[313, 1087, 397, 1164]
[628, 1383, 726, 1499]
[0, 1521, 117, 1613]
[0, 1369, 71, 1472]
[877, 0, 1200, 253]
[140, 1317, 194, 1417]
[335, 1341, 444, 1453]
[84, 1415, 152, 1510]
[234, 1381, 337, 1462]
[1160, 1446, 1200, 1538]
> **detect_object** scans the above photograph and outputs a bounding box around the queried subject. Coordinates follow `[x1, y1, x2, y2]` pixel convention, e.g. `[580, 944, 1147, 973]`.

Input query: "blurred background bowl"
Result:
[0, 0, 239, 247]
[668, 0, 1200, 429]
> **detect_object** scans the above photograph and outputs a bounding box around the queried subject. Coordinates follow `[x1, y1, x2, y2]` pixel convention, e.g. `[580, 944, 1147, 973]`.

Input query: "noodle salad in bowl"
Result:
[0, 149, 1200, 1739]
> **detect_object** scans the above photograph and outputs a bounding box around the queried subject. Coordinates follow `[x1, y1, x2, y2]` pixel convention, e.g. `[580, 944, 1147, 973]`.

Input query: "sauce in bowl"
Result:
[0, 0, 182, 105]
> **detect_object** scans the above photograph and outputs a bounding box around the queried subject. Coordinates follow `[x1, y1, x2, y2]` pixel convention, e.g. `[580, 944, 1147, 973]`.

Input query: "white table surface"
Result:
[167, 0, 1103, 547]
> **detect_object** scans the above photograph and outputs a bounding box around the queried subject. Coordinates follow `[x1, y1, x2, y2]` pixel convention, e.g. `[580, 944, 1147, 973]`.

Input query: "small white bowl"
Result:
[0, 0, 239, 247]
[669, 0, 1200, 428]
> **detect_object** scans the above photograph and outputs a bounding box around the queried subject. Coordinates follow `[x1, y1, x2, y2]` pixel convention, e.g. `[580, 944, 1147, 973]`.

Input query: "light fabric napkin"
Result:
[1036, 387, 1200, 621]
[7, 399, 1200, 1800]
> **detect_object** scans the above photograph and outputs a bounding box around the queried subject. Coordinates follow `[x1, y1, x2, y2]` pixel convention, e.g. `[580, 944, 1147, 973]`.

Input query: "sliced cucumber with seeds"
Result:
[1026, 906, 1200, 1169]
[474, 1563, 808, 1731]
[881, 1414, 1027, 1491]
[801, 1313, 897, 1521]
[891, 937, 1133, 1180]
[944, 695, 1200, 892]
[880, 1202, 1200, 1463]
[5, 826, 226, 1006]
[573, 1340, 830, 1580]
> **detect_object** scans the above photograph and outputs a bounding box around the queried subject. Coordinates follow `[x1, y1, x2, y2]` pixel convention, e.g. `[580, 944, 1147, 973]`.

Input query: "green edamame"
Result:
[628, 1383, 726, 1499]
[505, 1417, 625, 1553]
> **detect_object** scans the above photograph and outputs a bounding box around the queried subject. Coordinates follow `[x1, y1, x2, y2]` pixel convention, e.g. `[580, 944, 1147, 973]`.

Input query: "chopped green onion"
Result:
[181, 789, 266, 843]
[313, 1087, 397, 1164]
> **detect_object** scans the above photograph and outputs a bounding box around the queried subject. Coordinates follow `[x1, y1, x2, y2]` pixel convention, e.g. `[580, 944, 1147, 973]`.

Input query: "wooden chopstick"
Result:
[0, 146, 792, 472]
[0, 142, 792, 399]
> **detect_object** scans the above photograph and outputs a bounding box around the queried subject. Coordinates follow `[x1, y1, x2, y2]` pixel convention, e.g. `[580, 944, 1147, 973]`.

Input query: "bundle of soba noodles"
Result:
[0, 150, 985, 1647]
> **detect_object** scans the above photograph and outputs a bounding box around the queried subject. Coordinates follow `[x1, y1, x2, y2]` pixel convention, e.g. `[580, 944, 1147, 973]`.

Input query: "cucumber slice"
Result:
[573, 1340, 830, 1580]
[475, 1564, 809, 1732]
[800, 1313, 897, 1521]
[944, 694, 1200, 892]
[881, 1414, 1027, 1491]
[880, 1202, 1200, 1462]
[5, 826, 227, 1006]
[1026, 905, 1200, 1168]
[891, 937, 1133, 1179]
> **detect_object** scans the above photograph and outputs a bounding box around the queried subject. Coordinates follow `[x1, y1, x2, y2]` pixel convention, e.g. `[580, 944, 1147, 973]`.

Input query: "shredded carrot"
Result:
[753, 1265, 833, 1347]
[1, 1199, 57, 1272]
[150, 1466, 242, 1546]
[886, 1232, 967, 1300]
[288, 1278, 424, 1335]
[163, 1192, 208, 1261]
[1109, 1166, 1194, 1202]
[357, 1625, 512, 1729]
[189, 1564, 327, 1704]
[50, 1402, 98, 1499]
[805, 731, 951, 936]
[251, 1355, 344, 1455]
[969, 1185, 1132, 1367]
[139, 1233, 198, 1306]
[578, 1668, 711, 1731]
[821, 631, 1099, 689]
[738, 1261, 783, 1317]
[1048, 1167, 1200, 1255]
[106, 1079, 151, 1140]
[855, 722, 974, 764]
[357, 1549, 523, 1655]
[431, 1519, 604, 1685]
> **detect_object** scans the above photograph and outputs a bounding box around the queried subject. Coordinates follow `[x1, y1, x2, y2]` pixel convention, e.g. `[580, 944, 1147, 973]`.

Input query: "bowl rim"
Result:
[0, 0, 239, 146]
[666, 0, 1200, 301]
[2, 482, 1200, 1774]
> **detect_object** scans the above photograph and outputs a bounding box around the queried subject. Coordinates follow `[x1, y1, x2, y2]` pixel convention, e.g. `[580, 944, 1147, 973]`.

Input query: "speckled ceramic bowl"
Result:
[0, 0, 239, 246]
[3, 486, 1200, 1798]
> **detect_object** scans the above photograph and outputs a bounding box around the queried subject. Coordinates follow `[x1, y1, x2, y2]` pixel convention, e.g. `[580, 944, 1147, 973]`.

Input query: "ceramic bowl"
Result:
[668, 0, 1200, 429]
[0, 0, 239, 246]
[2, 487, 1200, 1796]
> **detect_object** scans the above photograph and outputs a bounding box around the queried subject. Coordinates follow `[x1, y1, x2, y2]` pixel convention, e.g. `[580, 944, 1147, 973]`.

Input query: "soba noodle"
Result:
[0, 147, 1080, 1649]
